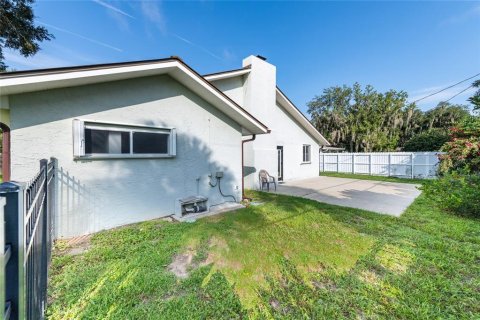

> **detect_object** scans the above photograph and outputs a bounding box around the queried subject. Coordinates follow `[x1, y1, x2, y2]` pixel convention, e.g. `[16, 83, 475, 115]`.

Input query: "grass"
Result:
[47, 190, 480, 319]
[320, 172, 425, 184]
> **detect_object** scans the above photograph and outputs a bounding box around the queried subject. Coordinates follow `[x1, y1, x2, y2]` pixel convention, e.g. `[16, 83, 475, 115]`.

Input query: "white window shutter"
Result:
[73, 119, 85, 158]
[170, 128, 177, 156]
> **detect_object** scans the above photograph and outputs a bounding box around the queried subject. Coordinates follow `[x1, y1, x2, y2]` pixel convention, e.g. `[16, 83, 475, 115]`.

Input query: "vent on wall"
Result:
[175, 195, 208, 218]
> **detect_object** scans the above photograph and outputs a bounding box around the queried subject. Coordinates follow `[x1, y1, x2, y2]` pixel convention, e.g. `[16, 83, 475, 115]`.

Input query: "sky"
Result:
[4, 1, 480, 115]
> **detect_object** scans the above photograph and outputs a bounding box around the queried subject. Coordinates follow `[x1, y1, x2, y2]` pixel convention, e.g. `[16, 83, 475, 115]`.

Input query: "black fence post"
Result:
[0, 181, 26, 320]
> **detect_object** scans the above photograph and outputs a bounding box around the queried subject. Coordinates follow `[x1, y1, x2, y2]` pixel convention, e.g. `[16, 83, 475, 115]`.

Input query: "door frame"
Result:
[277, 146, 283, 181]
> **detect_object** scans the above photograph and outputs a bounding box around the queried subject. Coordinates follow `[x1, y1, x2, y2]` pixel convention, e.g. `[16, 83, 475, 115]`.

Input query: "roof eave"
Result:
[0, 58, 269, 135]
[203, 67, 251, 81]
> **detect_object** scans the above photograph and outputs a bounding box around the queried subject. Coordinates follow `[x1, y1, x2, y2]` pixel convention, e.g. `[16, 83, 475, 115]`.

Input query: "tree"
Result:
[422, 115, 480, 218]
[403, 130, 449, 152]
[308, 83, 470, 152]
[422, 102, 470, 132]
[0, 0, 53, 71]
[438, 116, 480, 174]
[468, 79, 480, 112]
[308, 83, 417, 152]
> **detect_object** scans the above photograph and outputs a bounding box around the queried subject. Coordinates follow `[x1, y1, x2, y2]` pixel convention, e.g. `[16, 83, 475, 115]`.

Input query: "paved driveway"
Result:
[276, 176, 421, 216]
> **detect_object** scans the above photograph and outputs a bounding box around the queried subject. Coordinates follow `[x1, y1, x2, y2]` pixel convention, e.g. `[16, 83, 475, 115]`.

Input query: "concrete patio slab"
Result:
[276, 176, 421, 216]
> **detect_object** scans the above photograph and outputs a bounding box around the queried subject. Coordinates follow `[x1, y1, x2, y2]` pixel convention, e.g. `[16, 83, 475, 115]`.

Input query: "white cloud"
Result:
[39, 21, 123, 52]
[222, 48, 235, 61]
[92, 0, 135, 19]
[50, 44, 99, 64]
[4, 50, 73, 69]
[172, 34, 193, 45]
[108, 10, 131, 32]
[4, 43, 102, 71]
[441, 5, 480, 25]
[410, 85, 445, 95]
[93, 0, 134, 31]
[140, 1, 167, 34]
[172, 33, 222, 60]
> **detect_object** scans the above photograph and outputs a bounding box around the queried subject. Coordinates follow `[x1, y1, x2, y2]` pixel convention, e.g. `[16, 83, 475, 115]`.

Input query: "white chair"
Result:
[258, 169, 276, 191]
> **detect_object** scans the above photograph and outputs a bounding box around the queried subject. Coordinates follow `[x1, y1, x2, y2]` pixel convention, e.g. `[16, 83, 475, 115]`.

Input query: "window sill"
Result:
[301, 161, 311, 165]
[74, 154, 175, 160]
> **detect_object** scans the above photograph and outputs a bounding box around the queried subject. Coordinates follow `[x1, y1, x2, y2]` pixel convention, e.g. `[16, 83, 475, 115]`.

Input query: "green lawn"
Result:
[47, 190, 480, 319]
[320, 172, 425, 184]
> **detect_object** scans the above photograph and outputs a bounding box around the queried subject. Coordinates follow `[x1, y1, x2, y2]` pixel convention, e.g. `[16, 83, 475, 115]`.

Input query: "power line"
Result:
[443, 84, 474, 103]
[412, 72, 480, 103]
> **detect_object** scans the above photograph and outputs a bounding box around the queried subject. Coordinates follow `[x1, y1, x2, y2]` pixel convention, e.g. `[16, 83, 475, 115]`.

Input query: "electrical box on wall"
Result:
[215, 171, 223, 178]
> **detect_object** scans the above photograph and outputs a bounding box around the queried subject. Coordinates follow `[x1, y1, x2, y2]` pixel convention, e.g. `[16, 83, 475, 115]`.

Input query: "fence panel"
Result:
[0, 157, 57, 320]
[320, 152, 441, 179]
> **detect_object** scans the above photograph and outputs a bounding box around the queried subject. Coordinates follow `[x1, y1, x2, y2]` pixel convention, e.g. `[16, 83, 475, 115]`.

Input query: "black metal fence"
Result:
[1, 158, 57, 320]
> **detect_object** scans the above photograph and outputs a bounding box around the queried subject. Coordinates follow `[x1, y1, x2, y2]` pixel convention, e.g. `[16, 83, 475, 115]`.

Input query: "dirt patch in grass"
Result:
[168, 251, 195, 278]
[168, 240, 212, 279]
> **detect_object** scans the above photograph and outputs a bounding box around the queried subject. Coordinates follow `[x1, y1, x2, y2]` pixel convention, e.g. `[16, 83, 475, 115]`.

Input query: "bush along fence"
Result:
[320, 152, 442, 179]
[0, 158, 57, 320]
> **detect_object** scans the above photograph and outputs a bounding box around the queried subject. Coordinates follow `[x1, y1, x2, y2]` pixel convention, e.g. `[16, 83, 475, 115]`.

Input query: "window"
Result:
[302, 145, 311, 163]
[132, 132, 169, 154]
[73, 120, 176, 159]
[84, 128, 130, 154]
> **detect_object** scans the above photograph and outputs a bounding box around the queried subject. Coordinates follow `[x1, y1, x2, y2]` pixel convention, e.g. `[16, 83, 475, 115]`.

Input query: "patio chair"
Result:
[259, 169, 276, 191]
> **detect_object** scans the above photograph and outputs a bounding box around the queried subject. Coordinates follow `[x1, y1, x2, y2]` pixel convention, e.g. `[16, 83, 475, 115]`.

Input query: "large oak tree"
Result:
[308, 83, 469, 152]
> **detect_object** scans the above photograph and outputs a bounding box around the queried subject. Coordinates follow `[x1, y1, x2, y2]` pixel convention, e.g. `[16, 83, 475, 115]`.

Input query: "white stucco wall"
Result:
[212, 56, 321, 189]
[210, 76, 245, 107]
[242, 100, 320, 189]
[8, 75, 243, 237]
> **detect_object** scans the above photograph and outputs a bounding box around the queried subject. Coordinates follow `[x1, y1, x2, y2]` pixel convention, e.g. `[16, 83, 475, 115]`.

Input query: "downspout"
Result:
[241, 134, 256, 200]
[0, 123, 10, 182]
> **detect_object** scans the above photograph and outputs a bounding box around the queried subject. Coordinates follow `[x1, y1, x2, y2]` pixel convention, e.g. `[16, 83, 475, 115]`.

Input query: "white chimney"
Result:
[242, 55, 277, 126]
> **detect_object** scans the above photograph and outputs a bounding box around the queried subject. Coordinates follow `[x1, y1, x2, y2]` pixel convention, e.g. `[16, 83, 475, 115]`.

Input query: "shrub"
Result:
[421, 172, 480, 217]
[438, 116, 480, 174]
[403, 130, 449, 151]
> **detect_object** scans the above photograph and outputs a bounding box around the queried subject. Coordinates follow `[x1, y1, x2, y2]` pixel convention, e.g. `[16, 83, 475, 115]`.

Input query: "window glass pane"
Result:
[85, 129, 130, 154]
[133, 132, 169, 154]
[303, 145, 310, 162]
[121, 132, 130, 153]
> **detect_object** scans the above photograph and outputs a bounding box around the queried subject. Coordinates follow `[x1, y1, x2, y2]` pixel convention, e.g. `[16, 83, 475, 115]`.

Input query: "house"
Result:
[205, 55, 329, 188]
[0, 55, 328, 237]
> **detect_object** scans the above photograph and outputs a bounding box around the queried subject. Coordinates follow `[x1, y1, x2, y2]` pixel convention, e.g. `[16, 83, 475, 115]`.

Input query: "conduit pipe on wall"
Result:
[241, 134, 256, 200]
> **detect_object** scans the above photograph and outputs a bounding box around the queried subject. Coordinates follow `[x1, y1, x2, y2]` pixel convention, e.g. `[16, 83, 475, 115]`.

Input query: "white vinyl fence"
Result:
[320, 152, 442, 179]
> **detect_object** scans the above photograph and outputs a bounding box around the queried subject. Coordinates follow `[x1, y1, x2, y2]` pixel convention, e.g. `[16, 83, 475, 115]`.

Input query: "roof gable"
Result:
[203, 67, 330, 146]
[203, 68, 329, 146]
[276, 87, 330, 146]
